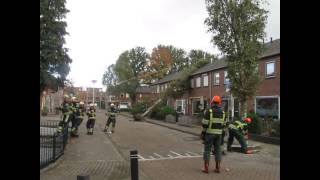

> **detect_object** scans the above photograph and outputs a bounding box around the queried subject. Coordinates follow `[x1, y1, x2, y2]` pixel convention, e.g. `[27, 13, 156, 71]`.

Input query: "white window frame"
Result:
[176, 99, 186, 114]
[190, 78, 194, 88]
[265, 61, 276, 78]
[157, 85, 160, 93]
[224, 71, 229, 85]
[203, 74, 208, 87]
[214, 72, 220, 85]
[254, 96, 280, 120]
[196, 77, 201, 87]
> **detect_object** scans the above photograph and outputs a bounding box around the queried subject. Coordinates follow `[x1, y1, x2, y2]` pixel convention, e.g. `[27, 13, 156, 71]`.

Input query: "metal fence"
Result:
[40, 120, 69, 169]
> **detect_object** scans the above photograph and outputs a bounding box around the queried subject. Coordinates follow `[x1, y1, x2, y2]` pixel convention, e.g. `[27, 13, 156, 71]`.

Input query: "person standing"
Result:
[201, 96, 225, 173]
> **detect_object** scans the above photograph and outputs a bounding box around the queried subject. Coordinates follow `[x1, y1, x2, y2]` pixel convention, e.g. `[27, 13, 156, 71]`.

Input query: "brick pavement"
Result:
[40, 111, 131, 180]
[111, 114, 280, 180]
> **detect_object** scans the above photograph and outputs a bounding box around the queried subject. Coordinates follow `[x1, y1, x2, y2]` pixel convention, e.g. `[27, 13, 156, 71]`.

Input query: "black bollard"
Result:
[77, 175, 90, 180]
[130, 150, 139, 180]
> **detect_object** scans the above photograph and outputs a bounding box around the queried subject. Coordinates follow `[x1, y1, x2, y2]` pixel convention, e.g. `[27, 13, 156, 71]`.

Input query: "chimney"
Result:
[270, 37, 273, 43]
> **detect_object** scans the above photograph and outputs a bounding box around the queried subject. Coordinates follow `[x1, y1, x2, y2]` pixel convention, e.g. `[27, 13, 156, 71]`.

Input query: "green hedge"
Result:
[150, 104, 176, 120]
[131, 102, 147, 115]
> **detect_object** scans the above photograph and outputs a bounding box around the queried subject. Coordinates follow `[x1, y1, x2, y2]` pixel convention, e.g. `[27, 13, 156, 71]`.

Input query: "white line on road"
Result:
[187, 151, 200, 156]
[138, 155, 203, 162]
[170, 151, 183, 157]
[153, 153, 163, 158]
[149, 156, 155, 159]
[137, 154, 145, 160]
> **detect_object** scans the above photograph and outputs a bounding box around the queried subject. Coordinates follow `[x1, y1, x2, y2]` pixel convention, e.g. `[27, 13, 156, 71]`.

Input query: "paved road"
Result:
[109, 115, 280, 180]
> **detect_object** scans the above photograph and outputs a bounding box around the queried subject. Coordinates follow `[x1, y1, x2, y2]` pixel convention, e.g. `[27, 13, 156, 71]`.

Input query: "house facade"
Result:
[153, 39, 280, 120]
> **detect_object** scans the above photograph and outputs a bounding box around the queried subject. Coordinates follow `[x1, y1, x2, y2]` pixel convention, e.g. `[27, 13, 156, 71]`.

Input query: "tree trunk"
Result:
[239, 99, 247, 120]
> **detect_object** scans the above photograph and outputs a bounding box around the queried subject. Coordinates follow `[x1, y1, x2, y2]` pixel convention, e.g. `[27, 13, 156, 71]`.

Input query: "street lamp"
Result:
[92, 80, 97, 104]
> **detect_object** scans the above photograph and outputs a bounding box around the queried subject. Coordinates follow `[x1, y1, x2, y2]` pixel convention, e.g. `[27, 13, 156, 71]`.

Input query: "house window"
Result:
[224, 71, 229, 85]
[203, 74, 208, 87]
[214, 72, 220, 85]
[190, 78, 194, 88]
[266, 61, 275, 78]
[255, 96, 280, 120]
[196, 77, 201, 87]
[139, 94, 142, 98]
[125, 93, 130, 98]
[165, 83, 168, 89]
[192, 98, 207, 114]
[176, 99, 186, 114]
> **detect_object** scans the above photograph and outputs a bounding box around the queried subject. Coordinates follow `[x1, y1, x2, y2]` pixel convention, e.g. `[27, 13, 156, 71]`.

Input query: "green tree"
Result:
[106, 47, 148, 105]
[40, 0, 72, 94]
[188, 49, 215, 65]
[205, 0, 268, 118]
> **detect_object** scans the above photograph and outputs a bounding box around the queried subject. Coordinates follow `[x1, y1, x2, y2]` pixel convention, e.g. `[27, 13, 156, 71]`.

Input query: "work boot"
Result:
[111, 130, 114, 133]
[201, 161, 209, 173]
[214, 161, 221, 173]
[103, 128, 108, 132]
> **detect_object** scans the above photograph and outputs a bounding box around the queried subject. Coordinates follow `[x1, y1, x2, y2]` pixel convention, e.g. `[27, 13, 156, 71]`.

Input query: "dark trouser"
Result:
[86, 119, 96, 129]
[106, 117, 116, 128]
[227, 128, 247, 153]
[203, 133, 222, 162]
[58, 114, 70, 132]
[71, 118, 83, 135]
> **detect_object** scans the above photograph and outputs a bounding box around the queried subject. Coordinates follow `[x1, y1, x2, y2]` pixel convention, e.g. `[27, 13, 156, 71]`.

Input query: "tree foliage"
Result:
[205, 0, 268, 117]
[103, 47, 148, 104]
[40, 0, 72, 94]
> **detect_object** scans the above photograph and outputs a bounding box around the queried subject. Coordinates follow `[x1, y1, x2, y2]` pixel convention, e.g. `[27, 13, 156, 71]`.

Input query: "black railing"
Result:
[40, 120, 69, 169]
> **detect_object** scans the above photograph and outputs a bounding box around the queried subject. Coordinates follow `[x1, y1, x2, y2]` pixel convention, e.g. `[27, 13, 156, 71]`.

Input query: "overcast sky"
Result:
[65, 0, 280, 89]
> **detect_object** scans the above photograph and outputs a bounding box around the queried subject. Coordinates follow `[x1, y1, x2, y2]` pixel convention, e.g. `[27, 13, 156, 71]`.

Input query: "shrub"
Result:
[247, 112, 262, 135]
[150, 104, 176, 120]
[270, 120, 280, 137]
[131, 102, 147, 115]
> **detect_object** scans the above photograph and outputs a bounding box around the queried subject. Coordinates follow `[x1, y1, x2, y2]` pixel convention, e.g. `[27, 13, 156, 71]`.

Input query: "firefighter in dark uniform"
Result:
[104, 103, 117, 133]
[227, 117, 253, 154]
[86, 104, 96, 135]
[71, 101, 85, 137]
[57, 95, 71, 133]
[70, 97, 78, 137]
[201, 96, 225, 173]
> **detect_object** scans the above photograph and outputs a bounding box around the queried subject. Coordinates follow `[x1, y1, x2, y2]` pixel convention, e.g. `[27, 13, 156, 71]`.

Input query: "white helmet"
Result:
[89, 103, 94, 107]
[71, 97, 76, 100]
[79, 102, 84, 105]
[94, 103, 97, 107]
[110, 103, 115, 107]
[64, 95, 69, 98]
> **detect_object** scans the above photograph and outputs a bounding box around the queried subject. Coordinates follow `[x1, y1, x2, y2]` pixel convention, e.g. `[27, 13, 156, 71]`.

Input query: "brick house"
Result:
[154, 39, 280, 120]
[135, 86, 157, 103]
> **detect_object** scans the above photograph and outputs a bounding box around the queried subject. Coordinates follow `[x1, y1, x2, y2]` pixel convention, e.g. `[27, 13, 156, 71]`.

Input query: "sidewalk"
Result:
[40, 111, 131, 180]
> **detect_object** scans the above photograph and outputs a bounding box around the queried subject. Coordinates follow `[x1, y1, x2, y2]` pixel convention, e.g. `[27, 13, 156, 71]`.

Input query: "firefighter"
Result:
[86, 104, 96, 135]
[71, 101, 85, 137]
[104, 103, 117, 134]
[227, 117, 253, 154]
[201, 96, 225, 173]
[70, 97, 79, 137]
[57, 95, 72, 133]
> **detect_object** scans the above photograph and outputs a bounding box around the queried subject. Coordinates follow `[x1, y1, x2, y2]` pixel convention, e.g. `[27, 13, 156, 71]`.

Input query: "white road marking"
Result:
[153, 153, 163, 158]
[149, 156, 155, 159]
[138, 155, 203, 162]
[170, 151, 183, 157]
[137, 154, 145, 160]
[187, 151, 200, 156]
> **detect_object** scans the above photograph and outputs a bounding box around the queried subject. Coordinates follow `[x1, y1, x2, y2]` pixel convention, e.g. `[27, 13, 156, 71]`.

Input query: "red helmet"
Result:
[211, 96, 222, 105]
[244, 118, 252, 124]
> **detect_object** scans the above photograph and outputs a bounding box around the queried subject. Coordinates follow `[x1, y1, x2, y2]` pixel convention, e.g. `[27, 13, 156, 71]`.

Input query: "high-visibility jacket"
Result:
[106, 108, 116, 119]
[228, 120, 248, 134]
[75, 108, 85, 119]
[202, 106, 225, 135]
[87, 111, 96, 120]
